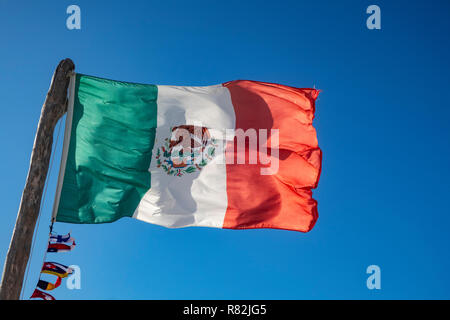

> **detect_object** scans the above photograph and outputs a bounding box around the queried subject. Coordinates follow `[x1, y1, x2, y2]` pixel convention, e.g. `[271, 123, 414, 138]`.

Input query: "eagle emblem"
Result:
[156, 125, 217, 177]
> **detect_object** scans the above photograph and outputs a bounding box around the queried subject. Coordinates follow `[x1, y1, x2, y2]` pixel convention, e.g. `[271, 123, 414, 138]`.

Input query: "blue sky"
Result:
[1, 0, 449, 299]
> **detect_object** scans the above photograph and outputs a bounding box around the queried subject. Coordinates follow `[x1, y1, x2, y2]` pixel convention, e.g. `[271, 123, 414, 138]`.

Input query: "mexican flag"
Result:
[53, 74, 321, 232]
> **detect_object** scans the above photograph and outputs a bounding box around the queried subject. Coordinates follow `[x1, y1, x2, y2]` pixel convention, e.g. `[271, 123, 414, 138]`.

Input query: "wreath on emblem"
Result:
[156, 125, 217, 177]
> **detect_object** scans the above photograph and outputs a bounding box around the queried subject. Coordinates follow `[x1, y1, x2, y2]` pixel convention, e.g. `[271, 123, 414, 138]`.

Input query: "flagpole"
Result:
[0, 58, 75, 300]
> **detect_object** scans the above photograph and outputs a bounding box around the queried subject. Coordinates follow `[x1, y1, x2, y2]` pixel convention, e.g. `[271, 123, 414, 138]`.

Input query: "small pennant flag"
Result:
[41, 262, 73, 278]
[37, 277, 62, 291]
[30, 289, 56, 300]
[47, 242, 75, 253]
[49, 232, 73, 244]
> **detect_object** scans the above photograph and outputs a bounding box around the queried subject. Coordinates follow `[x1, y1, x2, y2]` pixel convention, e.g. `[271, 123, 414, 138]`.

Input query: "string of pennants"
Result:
[30, 232, 76, 300]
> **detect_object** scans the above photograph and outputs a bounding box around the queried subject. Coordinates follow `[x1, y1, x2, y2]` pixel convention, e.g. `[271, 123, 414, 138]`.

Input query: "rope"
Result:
[20, 117, 63, 300]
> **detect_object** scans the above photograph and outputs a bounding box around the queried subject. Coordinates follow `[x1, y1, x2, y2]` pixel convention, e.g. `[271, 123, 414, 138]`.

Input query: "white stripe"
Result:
[51, 72, 76, 221]
[133, 85, 235, 228]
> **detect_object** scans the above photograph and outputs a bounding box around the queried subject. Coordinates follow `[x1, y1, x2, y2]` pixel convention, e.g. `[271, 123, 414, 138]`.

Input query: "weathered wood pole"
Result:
[0, 58, 75, 300]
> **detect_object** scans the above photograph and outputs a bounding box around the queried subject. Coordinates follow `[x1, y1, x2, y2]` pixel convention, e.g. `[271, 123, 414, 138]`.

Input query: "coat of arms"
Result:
[156, 125, 217, 177]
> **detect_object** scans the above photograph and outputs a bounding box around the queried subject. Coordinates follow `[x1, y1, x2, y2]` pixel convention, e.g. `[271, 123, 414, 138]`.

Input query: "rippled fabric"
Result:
[56, 74, 158, 223]
[30, 289, 55, 300]
[37, 277, 61, 291]
[41, 262, 73, 278]
[222, 81, 321, 232]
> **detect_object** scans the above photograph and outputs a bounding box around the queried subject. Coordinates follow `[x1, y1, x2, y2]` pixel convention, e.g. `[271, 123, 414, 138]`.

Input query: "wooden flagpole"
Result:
[0, 58, 75, 300]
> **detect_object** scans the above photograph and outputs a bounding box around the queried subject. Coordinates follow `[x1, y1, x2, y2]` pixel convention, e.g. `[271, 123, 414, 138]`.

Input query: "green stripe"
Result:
[56, 74, 157, 223]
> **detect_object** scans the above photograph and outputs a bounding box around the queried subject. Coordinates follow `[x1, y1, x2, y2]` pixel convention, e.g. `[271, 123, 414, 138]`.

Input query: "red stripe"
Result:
[222, 80, 321, 232]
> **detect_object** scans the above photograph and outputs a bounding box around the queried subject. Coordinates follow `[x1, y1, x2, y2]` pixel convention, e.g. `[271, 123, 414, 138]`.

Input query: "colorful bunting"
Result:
[29, 231, 76, 300]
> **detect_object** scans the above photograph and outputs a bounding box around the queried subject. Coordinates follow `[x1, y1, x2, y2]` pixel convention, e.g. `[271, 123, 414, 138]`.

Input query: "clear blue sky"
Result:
[1, 0, 449, 299]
